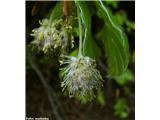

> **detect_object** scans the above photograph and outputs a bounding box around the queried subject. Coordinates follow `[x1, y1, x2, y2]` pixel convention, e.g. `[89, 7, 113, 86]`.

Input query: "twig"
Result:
[27, 52, 63, 120]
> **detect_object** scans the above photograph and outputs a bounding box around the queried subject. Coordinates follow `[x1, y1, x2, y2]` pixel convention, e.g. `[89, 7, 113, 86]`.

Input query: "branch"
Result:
[27, 51, 64, 120]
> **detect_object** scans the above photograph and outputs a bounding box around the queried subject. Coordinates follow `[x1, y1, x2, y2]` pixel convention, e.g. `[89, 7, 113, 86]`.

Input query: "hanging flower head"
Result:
[60, 56, 103, 101]
[30, 17, 74, 56]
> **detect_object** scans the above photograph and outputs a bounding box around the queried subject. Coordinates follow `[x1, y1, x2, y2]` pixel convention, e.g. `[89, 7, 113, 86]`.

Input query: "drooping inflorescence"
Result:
[30, 17, 74, 56]
[30, 6, 104, 101]
[60, 56, 103, 100]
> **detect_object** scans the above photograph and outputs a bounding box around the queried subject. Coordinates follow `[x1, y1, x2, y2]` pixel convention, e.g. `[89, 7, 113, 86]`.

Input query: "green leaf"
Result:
[96, 1, 130, 77]
[126, 20, 135, 30]
[106, 25, 129, 77]
[106, 1, 119, 9]
[75, 1, 101, 59]
[69, 49, 78, 57]
[49, 2, 63, 22]
[114, 10, 127, 25]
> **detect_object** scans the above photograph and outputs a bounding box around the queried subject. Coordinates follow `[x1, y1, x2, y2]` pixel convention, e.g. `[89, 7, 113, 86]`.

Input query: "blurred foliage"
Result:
[96, 89, 105, 105]
[114, 98, 130, 118]
[26, 1, 135, 120]
[115, 69, 134, 85]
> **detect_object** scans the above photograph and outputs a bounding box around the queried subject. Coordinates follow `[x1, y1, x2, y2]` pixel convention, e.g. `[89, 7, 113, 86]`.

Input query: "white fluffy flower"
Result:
[30, 18, 74, 56]
[60, 56, 103, 100]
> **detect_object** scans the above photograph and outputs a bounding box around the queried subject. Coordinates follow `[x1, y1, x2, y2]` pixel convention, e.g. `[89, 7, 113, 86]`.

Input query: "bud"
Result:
[60, 56, 103, 101]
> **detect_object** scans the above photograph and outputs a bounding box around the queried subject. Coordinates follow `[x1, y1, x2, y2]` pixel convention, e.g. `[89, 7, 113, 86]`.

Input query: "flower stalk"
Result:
[77, 7, 83, 57]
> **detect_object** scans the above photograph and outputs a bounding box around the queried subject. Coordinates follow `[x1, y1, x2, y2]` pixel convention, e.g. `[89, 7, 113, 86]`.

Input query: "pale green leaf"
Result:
[96, 1, 130, 77]
[75, 1, 101, 59]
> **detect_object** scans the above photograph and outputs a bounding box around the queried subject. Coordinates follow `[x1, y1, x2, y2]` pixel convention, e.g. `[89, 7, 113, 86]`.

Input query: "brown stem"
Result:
[63, 1, 72, 18]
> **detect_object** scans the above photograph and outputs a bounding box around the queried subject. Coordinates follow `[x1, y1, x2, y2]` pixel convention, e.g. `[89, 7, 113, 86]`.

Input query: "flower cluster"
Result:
[30, 14, 103, 101]
[30, 18, 74, 56]
[60, 56, 103, 100]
